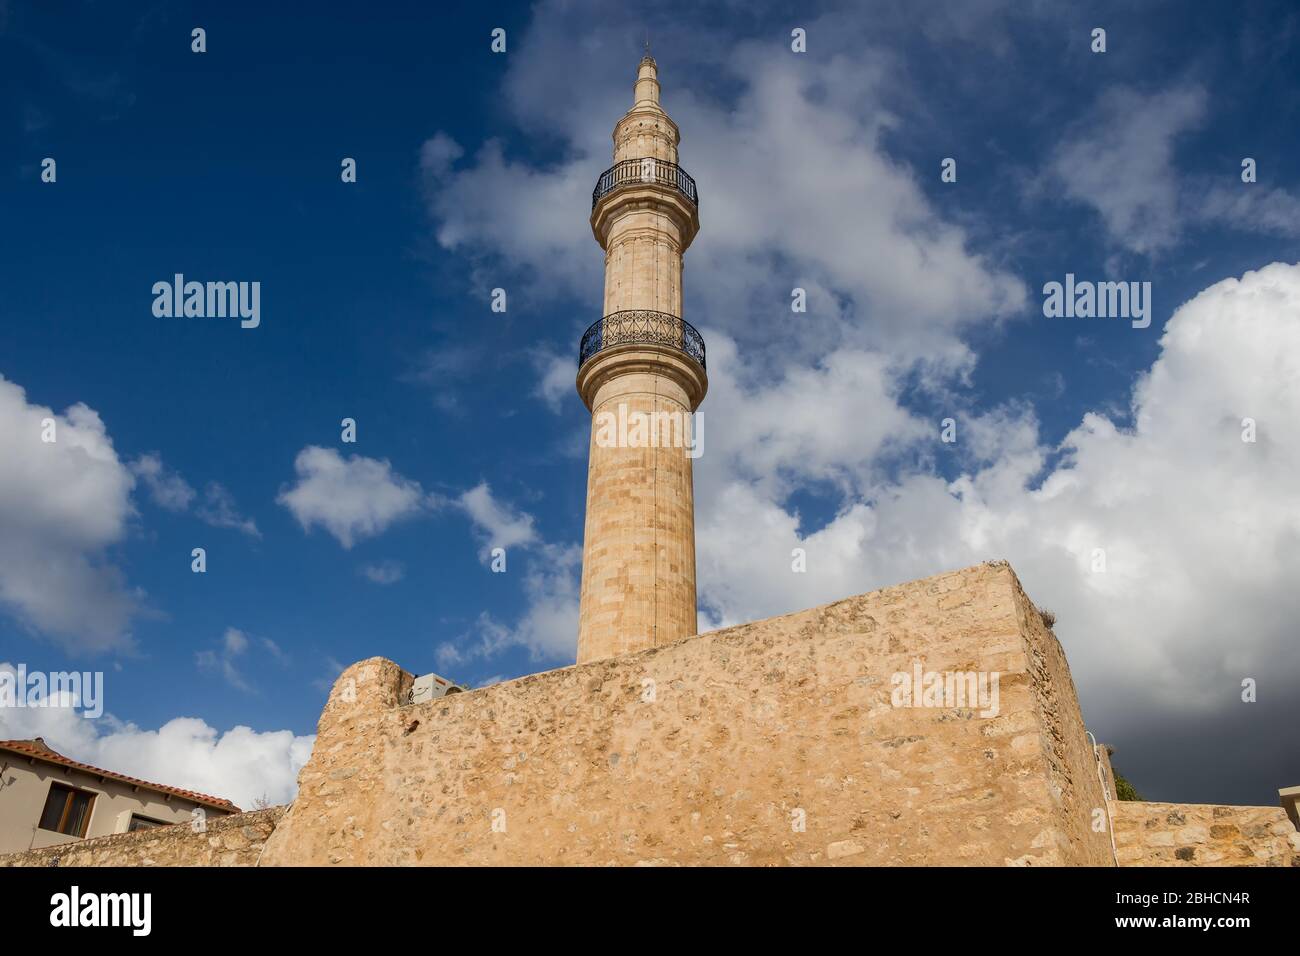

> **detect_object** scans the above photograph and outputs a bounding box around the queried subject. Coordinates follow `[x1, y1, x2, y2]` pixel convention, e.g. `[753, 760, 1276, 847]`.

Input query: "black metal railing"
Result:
[579, 310, 706, 371]
[592, 158, 698, 211]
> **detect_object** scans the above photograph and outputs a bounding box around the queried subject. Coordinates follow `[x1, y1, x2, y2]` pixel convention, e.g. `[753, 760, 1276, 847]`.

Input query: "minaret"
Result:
[575, 53, 707, 664]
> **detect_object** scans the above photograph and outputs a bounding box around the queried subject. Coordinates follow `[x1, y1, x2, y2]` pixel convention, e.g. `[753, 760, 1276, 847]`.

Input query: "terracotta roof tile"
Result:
[0, 738, 242, 813]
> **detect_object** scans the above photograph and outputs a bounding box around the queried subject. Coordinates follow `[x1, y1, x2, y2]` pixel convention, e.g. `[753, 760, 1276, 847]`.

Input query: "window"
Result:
[37, 782, 96, 837]
[127, 814, 168, 832]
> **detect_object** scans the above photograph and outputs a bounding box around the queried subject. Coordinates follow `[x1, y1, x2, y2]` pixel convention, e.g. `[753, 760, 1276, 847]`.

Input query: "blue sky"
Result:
[2, 0, 1298, 808]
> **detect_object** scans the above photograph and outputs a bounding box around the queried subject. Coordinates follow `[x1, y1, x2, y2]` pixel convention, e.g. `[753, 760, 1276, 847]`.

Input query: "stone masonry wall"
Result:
[260, 562, 1115, 866]
[1113, 801, 1298, 866]
[1095, 744, 1118, 801]
[1008, 578, 1117, 864]
[0, 807, 283, 867]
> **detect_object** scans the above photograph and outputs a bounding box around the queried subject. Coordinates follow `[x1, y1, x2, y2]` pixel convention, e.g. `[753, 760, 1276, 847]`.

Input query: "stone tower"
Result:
[575, 54, 707, 664]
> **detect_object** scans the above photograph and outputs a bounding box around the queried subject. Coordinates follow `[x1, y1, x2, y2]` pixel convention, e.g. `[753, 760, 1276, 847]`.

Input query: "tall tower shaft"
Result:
[575, 55, 707, 664]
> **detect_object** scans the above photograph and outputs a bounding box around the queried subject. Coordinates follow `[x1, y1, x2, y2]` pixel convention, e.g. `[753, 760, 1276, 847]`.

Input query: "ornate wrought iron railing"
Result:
[592, 158, 698, 210]
[579, 310, 706, 371]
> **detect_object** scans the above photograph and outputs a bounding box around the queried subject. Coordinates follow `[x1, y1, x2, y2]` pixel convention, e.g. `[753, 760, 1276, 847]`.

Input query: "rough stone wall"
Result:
[1007, 576, 1117, 864]
[1095, 743, 1118, 801]
[0, 807, 283, 867]
[1113, 802, 1299, 867]
[260, 562, 1115, 866]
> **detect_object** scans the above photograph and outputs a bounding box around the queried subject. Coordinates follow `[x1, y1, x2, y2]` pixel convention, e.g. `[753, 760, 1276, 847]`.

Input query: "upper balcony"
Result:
[592, 158, 699, 212]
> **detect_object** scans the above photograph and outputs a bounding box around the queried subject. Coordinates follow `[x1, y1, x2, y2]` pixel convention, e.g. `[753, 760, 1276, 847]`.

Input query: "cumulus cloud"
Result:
[277, 446, 429, 548]
[698, 338, 930, 500]
[697, 263, 1300, 729]
[420, 10, 1025, 368]
[681, 262, 1300, 804]
[406, 4, 1297, 800]
[457, 482, 538, 557]
[0, 376, 139, 652]
[0, 662, 313, 809]
[420, 9, 1300, 719]
[415, 4, 1032, 670]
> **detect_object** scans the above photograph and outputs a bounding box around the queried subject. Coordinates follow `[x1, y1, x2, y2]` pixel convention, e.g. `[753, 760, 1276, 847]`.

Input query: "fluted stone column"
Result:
[576, 55, 707, 664]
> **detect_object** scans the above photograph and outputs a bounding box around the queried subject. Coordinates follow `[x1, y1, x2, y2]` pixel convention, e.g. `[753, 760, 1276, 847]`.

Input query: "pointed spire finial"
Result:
[634, 38, 660, 106]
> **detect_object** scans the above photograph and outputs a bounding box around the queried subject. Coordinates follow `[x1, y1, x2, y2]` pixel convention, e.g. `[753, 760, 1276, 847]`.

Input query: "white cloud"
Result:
[414, 8, 1036, 657]
[222, 627, 247, 655]
[417, 8, 1037, 667]
[130, 452, 195, 511]
[277, 446, 428, 548]
[0, 661, 312, 809]
[0, 376, 138, 652]
[698, 337, 930, 500]
[532, 347, 576, 414]
[1050, 84, 1206, 256]
[421, 136, 595, 301]
[408, 8, 1300, 800]
[436, 484, 578, 666]
[697, 263, 1300, 719]
[677, 47, 1025, 358]
[359, 560, 405, 585]
[1048, 84, 1300, 253]
[458, 482, 539, 556]
[194, 482, 260, 538]
[130, 454, 258, 536]
[419, 131, 464, 178]
[421, 20, 1025, 367]
[503, 542, 581, 660]
[1199, 183, 1300, 239]
[195, 626, 285, 692]
[437, 542, 581, 668]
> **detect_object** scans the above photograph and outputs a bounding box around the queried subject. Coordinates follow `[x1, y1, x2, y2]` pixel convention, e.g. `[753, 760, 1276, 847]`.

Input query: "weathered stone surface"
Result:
[260, 562, 1114, 866]
[0, 807, 283, 867]
[1112, 802, 1298, 867]
[5, 565, 1292, 868]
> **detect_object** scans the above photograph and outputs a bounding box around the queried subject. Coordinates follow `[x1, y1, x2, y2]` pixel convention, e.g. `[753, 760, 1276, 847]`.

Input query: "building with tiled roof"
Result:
[0, 737, 240, 855]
